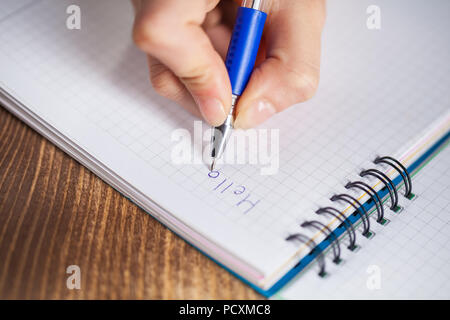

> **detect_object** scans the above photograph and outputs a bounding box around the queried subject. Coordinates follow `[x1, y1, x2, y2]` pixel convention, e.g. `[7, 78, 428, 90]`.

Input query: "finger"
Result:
[147, 56, 201, 118]
[202, 6, 222, 29]
[234, 0, 326, 129]
[133, 0, 231, 126]
[203, 8, 232, 60]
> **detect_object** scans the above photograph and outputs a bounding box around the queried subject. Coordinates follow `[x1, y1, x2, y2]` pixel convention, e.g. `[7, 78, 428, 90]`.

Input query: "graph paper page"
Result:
[0, 0, 449, 288]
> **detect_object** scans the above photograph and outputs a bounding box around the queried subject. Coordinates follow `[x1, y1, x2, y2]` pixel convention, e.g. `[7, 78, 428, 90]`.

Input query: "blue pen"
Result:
[210, 0, 268, 171]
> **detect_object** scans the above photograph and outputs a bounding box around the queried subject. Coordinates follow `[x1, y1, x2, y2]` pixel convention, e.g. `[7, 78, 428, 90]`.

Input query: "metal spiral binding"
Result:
[345, 181, 386, 224]
[331, 193, 372, 238]
[360, 169, 400, 212]
[301, 221, 342, 264]
[316, 207, 357, 251]
[374, 156, 414, 199]
[285, 233, 326, 277]
[285, 155, 414, 277]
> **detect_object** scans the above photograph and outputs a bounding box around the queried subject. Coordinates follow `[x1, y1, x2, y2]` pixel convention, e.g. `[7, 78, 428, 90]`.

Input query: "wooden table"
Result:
[0, 106, 261, 299]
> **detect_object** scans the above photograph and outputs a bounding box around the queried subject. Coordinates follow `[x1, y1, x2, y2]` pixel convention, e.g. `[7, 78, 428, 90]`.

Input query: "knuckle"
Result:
[150, 67, 181, 99]
[290, 71, 319, 102]
[179, 64, 213, 90]
[132, 13, 171, 50]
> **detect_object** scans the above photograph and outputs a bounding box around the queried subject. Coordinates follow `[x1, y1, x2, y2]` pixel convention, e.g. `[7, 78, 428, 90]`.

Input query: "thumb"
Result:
[234, 0, 325, 129]
[133, 0, 231, 126]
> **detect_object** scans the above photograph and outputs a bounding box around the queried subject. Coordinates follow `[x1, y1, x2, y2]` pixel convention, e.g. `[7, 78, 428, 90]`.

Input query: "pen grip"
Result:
[225, 7, 267, 97]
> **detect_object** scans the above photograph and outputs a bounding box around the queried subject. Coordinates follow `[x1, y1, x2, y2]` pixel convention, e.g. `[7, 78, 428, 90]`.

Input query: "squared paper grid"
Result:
[0, 0, 449, 271]
[278, 143, 450, 299]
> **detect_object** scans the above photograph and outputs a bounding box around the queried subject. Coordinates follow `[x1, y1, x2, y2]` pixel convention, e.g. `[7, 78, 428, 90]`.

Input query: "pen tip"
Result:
[210, 159, 216, 172]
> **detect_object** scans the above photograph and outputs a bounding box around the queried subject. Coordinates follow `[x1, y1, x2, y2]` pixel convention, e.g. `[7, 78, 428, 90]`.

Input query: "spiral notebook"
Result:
[277, 144, 450, 299]
[0, 0, 449, 297]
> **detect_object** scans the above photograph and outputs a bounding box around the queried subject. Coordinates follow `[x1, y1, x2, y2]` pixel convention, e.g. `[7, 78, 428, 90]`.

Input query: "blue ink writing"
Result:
[208, 171, 260, 214]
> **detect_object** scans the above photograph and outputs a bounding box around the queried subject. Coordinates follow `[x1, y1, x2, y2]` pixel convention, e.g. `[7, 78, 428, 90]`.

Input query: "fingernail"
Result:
[234, 100, 276, 129]
[196, 97, 227, 126]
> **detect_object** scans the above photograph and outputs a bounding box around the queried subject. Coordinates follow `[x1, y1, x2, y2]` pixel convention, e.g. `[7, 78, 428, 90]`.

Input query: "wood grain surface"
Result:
[0, 106, 262, 300]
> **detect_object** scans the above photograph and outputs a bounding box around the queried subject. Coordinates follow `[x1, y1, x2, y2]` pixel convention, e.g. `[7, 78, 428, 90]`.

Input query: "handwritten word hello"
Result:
[208, 171, 260, 214]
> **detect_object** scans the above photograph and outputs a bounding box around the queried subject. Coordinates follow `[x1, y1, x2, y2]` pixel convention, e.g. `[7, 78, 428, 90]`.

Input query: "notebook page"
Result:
[277, 143, 450, 299]
[0, 0, 33, 20]
[0, 0, 292, 284]
[0, 0, 449, 289]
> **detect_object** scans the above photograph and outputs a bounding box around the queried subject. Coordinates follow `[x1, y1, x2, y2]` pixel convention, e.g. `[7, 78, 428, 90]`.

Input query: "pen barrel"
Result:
[225, 7, 267, 97]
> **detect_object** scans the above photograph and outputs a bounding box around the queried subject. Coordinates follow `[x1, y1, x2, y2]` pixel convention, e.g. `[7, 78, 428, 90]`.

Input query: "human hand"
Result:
[132, 0, 325, 128]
